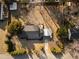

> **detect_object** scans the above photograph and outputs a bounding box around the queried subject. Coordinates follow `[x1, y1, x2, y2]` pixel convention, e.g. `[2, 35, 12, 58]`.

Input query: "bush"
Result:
[10, 49, 27, 56]
[57, 20, 75, 38]
[5, 39, 15, 52]
[51, 41, 64, 54]
[51, 47, 63, 54]
[7, 20, 23, 35]
[63, 20, 75, 29]
[57, 27, 68, 38]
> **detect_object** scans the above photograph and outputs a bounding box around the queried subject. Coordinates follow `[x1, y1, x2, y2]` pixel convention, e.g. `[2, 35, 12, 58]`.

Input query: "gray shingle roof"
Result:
[23, 25, 39, 32]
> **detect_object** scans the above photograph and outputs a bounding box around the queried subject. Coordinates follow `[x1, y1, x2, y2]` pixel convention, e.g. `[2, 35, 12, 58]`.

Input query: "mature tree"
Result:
[7, 20, 23, 35]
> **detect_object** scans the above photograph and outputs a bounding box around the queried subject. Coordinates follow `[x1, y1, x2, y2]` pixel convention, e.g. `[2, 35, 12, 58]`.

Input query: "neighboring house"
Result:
[45, 0, 64, 2]
[10, 2, 17, 11]
[19, 25, 52, 40]
[0, 3, 4, 20]
[0, 3, 8, 20]
[69, 26, 79, 40]
[0, 0, 17, 20]
[4, 0, 17, 11]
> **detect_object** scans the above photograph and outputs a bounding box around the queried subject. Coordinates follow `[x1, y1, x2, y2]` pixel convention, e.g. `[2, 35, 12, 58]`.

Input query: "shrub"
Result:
[57, 20, 75, 38]
[51, 41, 64, 54]
[66, 21, 75, 29]
[5, 39, 15, 52]
[7, 20, 23, 35]
[10, 49, 27, 56]
[51, 47, 62, 54]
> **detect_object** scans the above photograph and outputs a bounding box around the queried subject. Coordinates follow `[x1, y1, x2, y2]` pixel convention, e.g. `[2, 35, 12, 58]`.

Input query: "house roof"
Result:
[19, 25, 42, 39]
[10, 2, 17, 10]
[23, 25, 39, 32]
[70, 27, 79, 39]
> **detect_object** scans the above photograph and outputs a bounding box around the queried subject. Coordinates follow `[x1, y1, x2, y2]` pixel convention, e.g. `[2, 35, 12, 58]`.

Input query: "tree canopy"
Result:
[7, 20, 23, 35]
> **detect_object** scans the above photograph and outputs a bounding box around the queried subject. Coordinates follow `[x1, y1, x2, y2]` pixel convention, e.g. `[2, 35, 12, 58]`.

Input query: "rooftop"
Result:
[23, 25, 39, 32]
[70, 27, 79, 39]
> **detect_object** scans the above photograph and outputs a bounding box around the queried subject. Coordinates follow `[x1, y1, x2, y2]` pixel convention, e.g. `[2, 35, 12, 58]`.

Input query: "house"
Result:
[3, 0, 17, 11]
[0, 2, 8, 20]
[68, 26, 79, 40]
[19, 25, 52, 40]
[20, 25, 43, 40]
[10, 2, 17, 11]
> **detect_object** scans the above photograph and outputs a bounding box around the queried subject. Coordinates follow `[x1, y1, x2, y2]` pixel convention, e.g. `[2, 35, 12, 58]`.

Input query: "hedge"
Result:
[10, 49, 27, 56]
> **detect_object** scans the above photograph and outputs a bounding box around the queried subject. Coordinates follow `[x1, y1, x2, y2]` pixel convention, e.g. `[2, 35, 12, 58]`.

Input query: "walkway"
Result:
[44, 39, 57, 59]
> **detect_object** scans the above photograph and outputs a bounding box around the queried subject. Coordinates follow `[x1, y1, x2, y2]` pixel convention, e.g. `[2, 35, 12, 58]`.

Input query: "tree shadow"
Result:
[13, 32, 44, 52]
[12, 36, 45, 59]
[18, 38, 43, 49]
